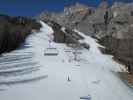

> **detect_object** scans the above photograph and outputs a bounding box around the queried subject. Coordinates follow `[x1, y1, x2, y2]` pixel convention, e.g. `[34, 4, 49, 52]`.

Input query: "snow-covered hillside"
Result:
[0, 21, 133, 100]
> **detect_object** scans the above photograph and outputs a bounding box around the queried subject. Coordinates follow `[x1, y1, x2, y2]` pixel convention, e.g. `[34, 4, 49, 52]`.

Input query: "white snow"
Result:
[0, 21, 133, 100]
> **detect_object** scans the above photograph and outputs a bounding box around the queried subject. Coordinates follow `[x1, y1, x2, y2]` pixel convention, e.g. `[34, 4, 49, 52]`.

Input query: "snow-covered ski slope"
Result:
[0, 21, 133, 100]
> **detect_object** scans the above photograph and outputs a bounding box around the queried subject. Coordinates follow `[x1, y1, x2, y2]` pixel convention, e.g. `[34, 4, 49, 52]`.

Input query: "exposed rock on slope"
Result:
[43, 20, 83, 44]
[100, 2, 133, 73]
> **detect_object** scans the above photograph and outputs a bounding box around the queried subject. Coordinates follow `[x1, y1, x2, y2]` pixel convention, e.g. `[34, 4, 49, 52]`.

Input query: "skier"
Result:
[67, 76, 71, 82]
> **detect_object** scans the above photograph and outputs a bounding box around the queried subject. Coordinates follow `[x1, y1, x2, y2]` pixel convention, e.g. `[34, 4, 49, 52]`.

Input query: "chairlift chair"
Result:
[44, 47, 59, 56]
[80, 95, 91, 100]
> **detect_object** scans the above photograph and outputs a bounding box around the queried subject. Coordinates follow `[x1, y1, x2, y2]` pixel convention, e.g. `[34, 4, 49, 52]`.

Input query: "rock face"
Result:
[38, 1, 133, 73]
[0, 14, 41, 54]
[43, 20, 82, 44]
[39, 3, 94, 30]
[104, 2, 133, 73]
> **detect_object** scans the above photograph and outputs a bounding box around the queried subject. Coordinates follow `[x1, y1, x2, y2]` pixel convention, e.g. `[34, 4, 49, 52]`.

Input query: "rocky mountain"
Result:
[0, 14, 41, 54]
[38, 1, 133, 73]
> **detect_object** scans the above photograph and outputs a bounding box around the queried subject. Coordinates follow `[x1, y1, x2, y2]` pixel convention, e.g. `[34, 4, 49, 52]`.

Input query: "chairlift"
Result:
[73, 50, 82, 61]
[64, 49, 73, 53]
[73, 51, 82, 55]
[44, 47, 59, 56]
[80, 95, 91, 100]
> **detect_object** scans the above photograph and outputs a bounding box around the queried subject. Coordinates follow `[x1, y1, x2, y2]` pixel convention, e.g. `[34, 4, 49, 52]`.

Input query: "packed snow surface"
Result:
[0, 21, 133, 100]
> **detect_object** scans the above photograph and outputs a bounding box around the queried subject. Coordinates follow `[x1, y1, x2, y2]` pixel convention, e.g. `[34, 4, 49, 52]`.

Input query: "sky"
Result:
[0, 0, 132, 16]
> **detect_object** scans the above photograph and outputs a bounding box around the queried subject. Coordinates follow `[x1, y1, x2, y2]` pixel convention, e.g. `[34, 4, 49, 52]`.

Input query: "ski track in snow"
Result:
[0, 21, 132, 100]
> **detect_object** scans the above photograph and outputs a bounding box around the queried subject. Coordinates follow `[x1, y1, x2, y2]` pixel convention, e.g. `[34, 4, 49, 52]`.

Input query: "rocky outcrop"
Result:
[38, 3, 94, 30]
[100, 2, 133, 73]
[43, 20, 82, 44]
[0, 14, 41, 54]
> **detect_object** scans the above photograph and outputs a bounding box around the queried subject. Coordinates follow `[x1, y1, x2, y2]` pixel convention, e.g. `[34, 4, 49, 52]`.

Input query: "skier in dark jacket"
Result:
[67, 76, 71, 82]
